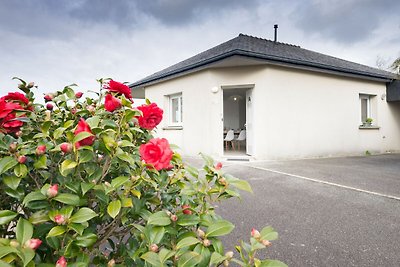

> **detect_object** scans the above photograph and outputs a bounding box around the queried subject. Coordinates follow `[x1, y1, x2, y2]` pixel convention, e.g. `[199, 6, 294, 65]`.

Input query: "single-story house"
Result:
[130, 33, 400, 160]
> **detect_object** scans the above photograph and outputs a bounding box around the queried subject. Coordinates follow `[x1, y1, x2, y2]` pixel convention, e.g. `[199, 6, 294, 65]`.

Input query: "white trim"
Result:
[169, 93, 183, 126]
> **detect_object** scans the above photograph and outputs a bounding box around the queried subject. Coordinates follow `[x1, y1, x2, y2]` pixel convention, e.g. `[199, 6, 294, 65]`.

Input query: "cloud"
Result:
[292, 0, 400, 43]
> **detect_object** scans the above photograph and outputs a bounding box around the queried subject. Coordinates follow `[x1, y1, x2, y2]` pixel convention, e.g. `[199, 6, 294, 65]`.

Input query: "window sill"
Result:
[359, 125, 380, 130]
[162, 126, 183, 130]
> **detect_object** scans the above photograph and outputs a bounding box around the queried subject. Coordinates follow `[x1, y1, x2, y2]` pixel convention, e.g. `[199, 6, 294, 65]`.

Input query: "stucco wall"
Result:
[143, 65, 400, 160]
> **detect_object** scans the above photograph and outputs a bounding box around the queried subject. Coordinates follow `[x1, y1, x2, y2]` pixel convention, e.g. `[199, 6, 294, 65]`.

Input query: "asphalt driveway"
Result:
[184, 154, 400, 266]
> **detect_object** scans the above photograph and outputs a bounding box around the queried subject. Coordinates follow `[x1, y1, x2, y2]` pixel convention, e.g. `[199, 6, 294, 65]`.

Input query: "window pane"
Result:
[172, 98, 179, 123]
[361, 98, 368, 122]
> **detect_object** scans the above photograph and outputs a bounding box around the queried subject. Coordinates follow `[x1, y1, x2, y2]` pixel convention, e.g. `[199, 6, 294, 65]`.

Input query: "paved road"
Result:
[184, 154, 400, 266]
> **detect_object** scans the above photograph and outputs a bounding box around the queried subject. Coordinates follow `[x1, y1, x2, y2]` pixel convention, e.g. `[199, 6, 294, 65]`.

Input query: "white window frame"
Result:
[169, 93, 183, 126]
[360, 94, 371, 124]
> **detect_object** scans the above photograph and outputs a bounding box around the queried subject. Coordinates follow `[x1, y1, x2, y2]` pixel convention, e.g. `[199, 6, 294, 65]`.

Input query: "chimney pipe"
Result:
[274, 24, 278, 42]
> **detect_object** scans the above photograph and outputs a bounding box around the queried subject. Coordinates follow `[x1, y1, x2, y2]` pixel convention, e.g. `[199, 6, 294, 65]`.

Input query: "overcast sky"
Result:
[1, 0, 399, 99]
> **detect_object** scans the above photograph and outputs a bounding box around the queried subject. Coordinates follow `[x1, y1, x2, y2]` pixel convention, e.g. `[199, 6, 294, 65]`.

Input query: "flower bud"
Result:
[54, 214, 65, 225]
[107, 259, 116, 267]
[27, 82, 35, 88]
[18, 155, 27, 164]
[170, 214, 178, 222]
[225, 251, 234, 259]
[47, 184, 59, 198]
[150, 244, 159, 252]
[24, 238, 42, 250]
[60, 143, 72, 153]
[9, 240, 20, 248]
[46, 103, 54, 110]
[251, 228, 261, 239]
[197, 228, 205, 239]
[182, 205, 192, 215]
[9, 142, 17, 152]
[218, 177, 227, 186]
[87, 105, 95, 113]
[36, 145, 46, 155]
[56, 256, 67, 267]
[44, 94, 54, 102]
[223, 260, 230, 266]
[215, 162, 223, 170]
[104, 181, 111, 187]
[203, 239, 211, 247]
[15, 130, 23, 137]
[71, 107, 77, 115]
[262, 239, 272, 247]
[75, 92, 83, 98]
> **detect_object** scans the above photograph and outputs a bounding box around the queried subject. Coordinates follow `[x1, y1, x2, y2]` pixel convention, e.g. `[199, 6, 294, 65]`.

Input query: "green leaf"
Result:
[159, 248, 175, 264]
[47, 226, 67, 237]
[118, 140, 135, 147]
[75, 232, 97, 247]
[3, 175, 21, 190]
[60, 159, 78, 176]
[41, 121, 52, 134]
[78, 150, 93, 163]
[111, 176, 129, 189]
[116, 151, 136, 165]
[29, 210, 49, 224]
[23, 191, 46, 206]
[0, 156, 18, 175]
[85, 116, 100, 128]
[64, 120, 75, 129]
[53, 193, 80, 206]
[73, 132, 94, 144]
[20, 248, 35, 267]
[121, 197, 133, 208]
[14, 164, 28, 178]
[69, 208, 97, 223]
[177, 214, 200, 226]
[16, 218, 33, 244]
[53, 127, 65, 139]
[260, 260, 288, 267]
[81, 182, 94, 196]
[200, 153, 214, 166]
[149, 226, 165, 244]
[68, 223, 85, 235]
[206, 220, 234, 237]
[185, 164, 199, 178]
[177, 252, 202, 267]
[107, 200, 121, 219]
[141, 252, 161, 266]
[229, 179, 253, 193]
[147, 211, 171, 226]
[210, 252, 227, 265]
[0, 210, 18, 225]
[0, 246, 18, 258]
[260, 226, 278, 241]
[33, 155, 47, 169]
[176, 236, 200, 249]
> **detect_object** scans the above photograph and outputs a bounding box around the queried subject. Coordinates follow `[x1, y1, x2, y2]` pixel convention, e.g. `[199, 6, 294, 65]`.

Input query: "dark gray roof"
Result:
[131, 33, 395, 87]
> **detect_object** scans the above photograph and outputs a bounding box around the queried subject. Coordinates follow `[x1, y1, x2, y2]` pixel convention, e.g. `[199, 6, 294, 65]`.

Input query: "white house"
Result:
[131, 34, 400, 160]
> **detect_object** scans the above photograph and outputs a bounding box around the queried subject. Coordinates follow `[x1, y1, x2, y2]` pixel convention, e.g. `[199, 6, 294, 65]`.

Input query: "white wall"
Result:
[144, 64, 400, 160]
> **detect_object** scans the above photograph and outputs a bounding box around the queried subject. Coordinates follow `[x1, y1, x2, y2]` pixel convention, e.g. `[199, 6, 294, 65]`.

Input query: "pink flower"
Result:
[251, 228, 261, 239]
[74, 118, 95, 148]
[18, 155, 27, 164]
[36, 145, 46, 155]
[56, 256, 67, 267]
[104, 94, 122, 112]
[44, 94, 54, 102]
[54, 214, 65, 225]
[137, 103, 163, 130]
[215, 162, 223, 170]
[46, 103, 54, 110]
[60, 143, 72, 153]
[139, 138, 173, 171]
[107, 80, 132, 99]
[47, 184, 59, 198]
[182, 205, 192, 215]
[75, 92, 83, 98]
[24, 238, 42, 250]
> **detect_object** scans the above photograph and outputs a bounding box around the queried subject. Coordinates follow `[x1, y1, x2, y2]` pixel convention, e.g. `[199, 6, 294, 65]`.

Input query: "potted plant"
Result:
[363, 117, 373, 126]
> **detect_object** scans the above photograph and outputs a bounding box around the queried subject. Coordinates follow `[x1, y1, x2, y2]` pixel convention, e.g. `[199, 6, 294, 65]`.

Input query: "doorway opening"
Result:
[223, 88, 249, 156]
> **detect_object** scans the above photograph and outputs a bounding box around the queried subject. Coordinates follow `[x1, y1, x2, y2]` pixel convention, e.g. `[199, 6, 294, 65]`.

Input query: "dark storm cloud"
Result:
[293, 0, 400, 43]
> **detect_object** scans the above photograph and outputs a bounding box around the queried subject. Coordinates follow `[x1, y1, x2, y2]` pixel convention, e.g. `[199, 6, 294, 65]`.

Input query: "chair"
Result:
[234, 130, 246, 150]
[224, 130, 235, 150]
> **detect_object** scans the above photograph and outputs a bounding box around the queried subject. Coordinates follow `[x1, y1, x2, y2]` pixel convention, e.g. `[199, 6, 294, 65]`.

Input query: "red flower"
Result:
[215, 162, 223, 170]
[0, 98, 23, 119]
[137, 103, 163, 130]
[75, 92, 83, 98]
[24, 238, 42, 250]
[60, 143, 72, 153]
[0, 113, 24, 133]
[107, 80, 132, 99]
[18, 155, 27, 164]
[54, 214, 65, 225]
[46, 103, 54, 110]
[182, 205, 192, 215]
[104, 94, 122, 112]
[47, 184, 59, 198]
[139, 138, 173, 171]
[36, 145, 46, 155]
[2, 92, 29, 105]
[74, 118, 95, 148]
[44, 94, 54, 102]
[56, 256, 67, 267]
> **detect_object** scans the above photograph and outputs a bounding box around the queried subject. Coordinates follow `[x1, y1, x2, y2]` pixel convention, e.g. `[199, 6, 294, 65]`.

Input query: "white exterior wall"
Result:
[143, 65, 400, 160]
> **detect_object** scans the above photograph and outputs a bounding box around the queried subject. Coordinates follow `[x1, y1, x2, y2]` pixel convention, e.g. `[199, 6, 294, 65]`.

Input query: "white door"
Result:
[246, 89, 254, 155]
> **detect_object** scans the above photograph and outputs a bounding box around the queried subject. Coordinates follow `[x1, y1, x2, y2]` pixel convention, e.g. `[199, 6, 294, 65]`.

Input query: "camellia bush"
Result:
[0, 78, 287, 267]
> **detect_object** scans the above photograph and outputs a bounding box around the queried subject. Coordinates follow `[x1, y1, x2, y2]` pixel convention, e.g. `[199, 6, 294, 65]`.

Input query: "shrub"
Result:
[0, 78, 286, 266]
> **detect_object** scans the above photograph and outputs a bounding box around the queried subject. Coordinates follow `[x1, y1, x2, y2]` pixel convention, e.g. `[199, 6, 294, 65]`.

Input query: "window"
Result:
[360, 94, 370, 123]
[170, 94, 182, 125]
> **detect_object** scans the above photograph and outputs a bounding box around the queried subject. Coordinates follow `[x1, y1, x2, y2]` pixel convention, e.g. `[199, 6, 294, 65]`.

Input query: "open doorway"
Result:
[223, 88, 248, 156]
